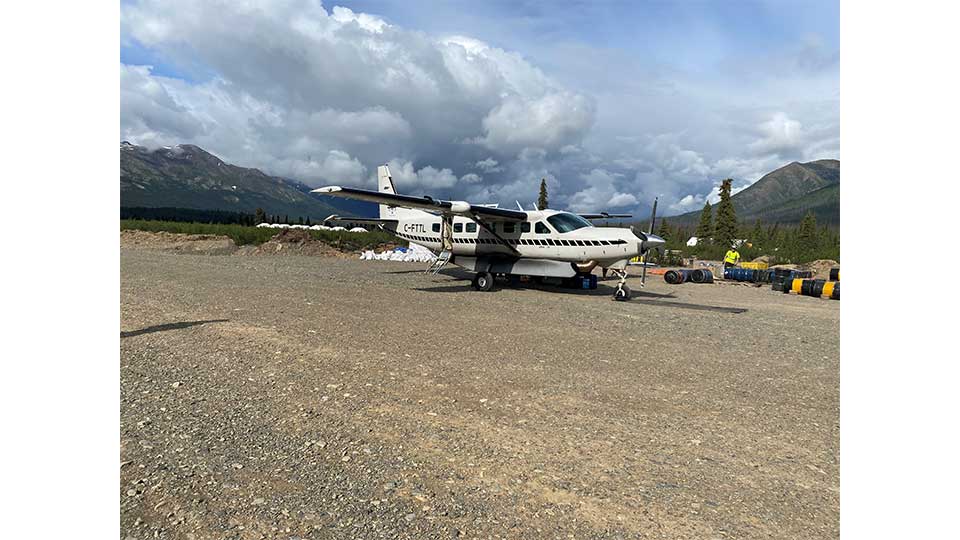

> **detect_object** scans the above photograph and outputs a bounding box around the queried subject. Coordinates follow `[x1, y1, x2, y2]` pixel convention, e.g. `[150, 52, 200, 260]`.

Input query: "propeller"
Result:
[640, 197, 658, 287]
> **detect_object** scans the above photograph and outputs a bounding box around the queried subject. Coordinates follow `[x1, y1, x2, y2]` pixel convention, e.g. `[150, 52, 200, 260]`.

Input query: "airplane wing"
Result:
[578, 212, 633, 219]
[312, 186, 528, 221]
[323, 215, 398, 225]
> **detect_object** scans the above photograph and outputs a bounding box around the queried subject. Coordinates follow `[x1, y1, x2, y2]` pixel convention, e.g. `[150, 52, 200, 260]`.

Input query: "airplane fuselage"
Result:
[382, 208, 659, 270]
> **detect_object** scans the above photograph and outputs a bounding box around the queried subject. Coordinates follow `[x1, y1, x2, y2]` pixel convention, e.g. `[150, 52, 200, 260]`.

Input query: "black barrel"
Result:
[830, 281, 840, 300]
[829, 268, 840, 281]
[800, 279, 816, 296]
[691, 269, 714, 283]
[811, 279, 827, 297]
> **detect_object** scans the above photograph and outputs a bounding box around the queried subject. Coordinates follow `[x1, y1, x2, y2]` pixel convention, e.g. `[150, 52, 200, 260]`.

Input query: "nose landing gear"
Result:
[610, 268, 632, 301]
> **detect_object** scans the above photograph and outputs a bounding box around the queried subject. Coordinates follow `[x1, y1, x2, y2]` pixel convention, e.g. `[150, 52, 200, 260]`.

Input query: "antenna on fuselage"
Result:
[516, 201, 523, 211]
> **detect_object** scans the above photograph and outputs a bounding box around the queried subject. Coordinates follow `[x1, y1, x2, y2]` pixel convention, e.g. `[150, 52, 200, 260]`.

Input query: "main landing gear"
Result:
[472, 271, 495, 292]
[611, 269, 632, 301]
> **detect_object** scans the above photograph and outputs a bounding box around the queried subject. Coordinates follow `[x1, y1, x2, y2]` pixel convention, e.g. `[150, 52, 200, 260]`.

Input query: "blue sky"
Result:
[120, 0, 839, 216]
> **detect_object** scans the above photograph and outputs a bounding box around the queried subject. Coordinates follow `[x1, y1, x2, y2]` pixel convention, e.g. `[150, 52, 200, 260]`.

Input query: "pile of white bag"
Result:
[255, 223, 368, 232]
[360, 243, 437, 263]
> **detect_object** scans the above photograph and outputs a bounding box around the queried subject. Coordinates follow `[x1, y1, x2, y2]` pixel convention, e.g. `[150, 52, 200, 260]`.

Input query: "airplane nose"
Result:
[644, 233, 666, 249]
[628, 230, 665, 255]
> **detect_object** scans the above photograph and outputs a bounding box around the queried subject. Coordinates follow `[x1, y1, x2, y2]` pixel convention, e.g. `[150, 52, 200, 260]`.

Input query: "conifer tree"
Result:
[714, 179, 738, 248]
[750, 219, 765, 246]
[537, 178, 549, 210]
[797, 211, 818, 255]
[695, 201, 713, 242]
[656, 218, 671, 241]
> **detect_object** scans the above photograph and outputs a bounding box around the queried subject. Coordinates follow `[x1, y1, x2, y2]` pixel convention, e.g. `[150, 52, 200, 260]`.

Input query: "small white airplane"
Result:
[313, 165, 665, 300]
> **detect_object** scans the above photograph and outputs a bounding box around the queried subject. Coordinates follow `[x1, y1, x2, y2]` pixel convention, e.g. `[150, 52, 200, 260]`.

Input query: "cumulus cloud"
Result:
[120, 1, 838, 216]
[475, 92, 596, 154]
[748, 112, 805, 157]
[475, 158, 502, 173]
[568, 169, 632, 213]
[291, 150, 367, 185]
[121, 0, 595, 190]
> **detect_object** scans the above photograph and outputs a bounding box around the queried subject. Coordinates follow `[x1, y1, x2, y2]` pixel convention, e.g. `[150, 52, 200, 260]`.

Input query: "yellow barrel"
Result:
[741, 262, 769, 270]
[791, 278, 803, 294]
[822, 281, 837, 298]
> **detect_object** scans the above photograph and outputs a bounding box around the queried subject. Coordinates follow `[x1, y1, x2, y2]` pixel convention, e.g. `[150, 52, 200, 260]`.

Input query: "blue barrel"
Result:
[691, 269, 714, 283]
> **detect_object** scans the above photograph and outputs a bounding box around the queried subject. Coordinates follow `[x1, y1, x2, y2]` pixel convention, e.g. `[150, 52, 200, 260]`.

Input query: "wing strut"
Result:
[473, 215, 521, 255]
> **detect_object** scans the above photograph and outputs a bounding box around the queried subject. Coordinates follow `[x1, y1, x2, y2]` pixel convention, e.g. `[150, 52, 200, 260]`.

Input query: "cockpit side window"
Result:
[546, 213, 593, 233]
[535, 221, 550, 234]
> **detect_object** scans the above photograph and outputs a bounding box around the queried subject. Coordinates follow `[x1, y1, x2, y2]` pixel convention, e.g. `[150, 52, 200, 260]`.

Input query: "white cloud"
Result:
[476, 92, 596, 154]
[568, 168, 631, 212]
[475, 158, 502, 173]
[748, 112, 805, 157]
[606, 192, 638, 207]
[290, 150, 367, 185]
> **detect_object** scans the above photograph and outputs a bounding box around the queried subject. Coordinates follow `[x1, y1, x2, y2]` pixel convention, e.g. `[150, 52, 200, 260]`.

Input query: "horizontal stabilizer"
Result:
[323, 214, 398, 225]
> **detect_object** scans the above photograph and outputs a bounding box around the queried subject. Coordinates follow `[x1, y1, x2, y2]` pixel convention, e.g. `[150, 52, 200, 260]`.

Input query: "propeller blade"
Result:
[648, 197, 658, 234]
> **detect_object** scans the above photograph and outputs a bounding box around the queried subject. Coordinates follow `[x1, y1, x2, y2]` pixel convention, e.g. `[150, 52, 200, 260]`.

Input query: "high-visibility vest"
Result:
[724, 250, 740, 264]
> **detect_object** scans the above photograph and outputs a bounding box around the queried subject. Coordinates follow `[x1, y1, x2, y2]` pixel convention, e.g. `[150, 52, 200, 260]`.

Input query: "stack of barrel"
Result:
[664, 269, 714, 284]
[769, 268, 812, 290]
[780, 267, 840, 300]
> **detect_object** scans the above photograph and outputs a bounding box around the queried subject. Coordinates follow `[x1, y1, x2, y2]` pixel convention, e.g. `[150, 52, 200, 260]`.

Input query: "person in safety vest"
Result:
[724, 246, 741, 269]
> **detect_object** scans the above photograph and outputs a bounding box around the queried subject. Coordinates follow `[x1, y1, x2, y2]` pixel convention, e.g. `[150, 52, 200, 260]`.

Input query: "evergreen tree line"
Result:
[649, 213, 839, 264]
[640, 179, 839, 264]
[120, 207, 316, 227]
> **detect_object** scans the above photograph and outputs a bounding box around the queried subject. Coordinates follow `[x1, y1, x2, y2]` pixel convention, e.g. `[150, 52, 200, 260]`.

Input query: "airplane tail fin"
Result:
[376, 164, 422, 220]
[378, 165, 399, 219]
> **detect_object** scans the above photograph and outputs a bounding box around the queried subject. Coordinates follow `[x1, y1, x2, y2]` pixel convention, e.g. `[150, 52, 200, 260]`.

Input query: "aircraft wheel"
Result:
[613, 284, 631, 301]
[473, 272, 494, 292]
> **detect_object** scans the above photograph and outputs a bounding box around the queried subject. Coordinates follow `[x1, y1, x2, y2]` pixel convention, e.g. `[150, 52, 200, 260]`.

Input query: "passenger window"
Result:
[454, 223, 463, 233]
[521, 222, 531, 233]
[535, 222, 549, 234]
[432, 223, 440, 233]
[466, 223, 477, 233]
[503, 223, 515, 233]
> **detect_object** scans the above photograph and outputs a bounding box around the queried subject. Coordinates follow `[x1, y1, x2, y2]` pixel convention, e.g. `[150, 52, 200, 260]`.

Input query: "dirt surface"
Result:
[121, 249, 839, 539]
[248, 229, 353, 258]
[120, 229, 238, 255]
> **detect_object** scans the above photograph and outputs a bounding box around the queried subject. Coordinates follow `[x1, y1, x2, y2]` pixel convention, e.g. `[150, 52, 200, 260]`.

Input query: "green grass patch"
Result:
[121, 220, 403, 250]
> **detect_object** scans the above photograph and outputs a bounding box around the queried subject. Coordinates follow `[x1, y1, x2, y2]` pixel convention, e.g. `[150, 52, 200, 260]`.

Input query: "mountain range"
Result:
[121, 142, 838, 226]
[120, 142, 373, 220]
[667, 159, 839, 226]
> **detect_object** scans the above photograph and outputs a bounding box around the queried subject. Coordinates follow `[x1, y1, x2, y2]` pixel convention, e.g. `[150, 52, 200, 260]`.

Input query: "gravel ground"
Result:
[120, 248, 839, 539]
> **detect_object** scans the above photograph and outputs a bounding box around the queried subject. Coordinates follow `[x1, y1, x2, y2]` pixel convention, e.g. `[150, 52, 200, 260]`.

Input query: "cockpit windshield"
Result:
[546, 213, 594, 233]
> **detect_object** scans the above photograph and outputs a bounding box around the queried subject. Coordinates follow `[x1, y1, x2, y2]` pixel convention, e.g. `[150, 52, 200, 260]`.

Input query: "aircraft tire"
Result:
[613, 284, 631, 301]
[474, 272, 494, 292]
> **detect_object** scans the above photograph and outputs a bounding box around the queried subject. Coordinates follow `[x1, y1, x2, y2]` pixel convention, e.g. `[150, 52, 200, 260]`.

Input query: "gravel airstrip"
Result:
[120, 244, 839, 539]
